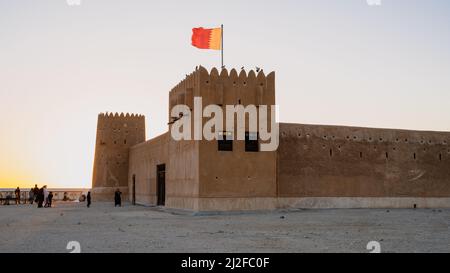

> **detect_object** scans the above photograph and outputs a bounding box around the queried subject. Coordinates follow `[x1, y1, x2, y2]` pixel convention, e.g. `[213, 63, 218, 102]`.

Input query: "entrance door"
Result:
[157, 164, 166, 206]
[132, 175, 136, 205]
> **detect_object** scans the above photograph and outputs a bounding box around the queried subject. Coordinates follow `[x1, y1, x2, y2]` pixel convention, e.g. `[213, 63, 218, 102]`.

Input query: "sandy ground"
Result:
[0, 202, 448, 253]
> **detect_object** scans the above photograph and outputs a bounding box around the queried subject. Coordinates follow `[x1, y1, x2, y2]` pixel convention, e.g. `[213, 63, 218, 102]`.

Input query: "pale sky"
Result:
[1, 0, 450, 188]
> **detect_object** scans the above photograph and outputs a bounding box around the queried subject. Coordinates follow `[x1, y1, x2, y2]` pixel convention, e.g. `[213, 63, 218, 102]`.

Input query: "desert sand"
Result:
[0, 202, 448, 253]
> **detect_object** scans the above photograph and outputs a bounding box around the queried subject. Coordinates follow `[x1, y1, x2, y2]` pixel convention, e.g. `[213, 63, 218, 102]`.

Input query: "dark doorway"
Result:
[157, 164, 166, 206]
[132, 174, 136, 205]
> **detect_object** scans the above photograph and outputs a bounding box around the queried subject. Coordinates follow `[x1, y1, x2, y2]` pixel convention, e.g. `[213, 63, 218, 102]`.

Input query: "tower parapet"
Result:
[91, 112, 145, 201]
[167, 66, 277, 147]
[168, 66, 275, 122]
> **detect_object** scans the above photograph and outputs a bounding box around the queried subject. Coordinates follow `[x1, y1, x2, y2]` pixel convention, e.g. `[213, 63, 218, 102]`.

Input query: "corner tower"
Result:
[91, 112, 145, 201]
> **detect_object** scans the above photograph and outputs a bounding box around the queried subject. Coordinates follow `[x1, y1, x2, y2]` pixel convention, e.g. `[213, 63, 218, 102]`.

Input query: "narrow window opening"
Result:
[245, 132, 259, 152]
[414, 153, 416, 160]
[329, 149, 333, 157]
[439, 154, 442, 161]
[385, 152, 389, 159]
[218, 132, 233, 151]
[360, 152, 363, 158]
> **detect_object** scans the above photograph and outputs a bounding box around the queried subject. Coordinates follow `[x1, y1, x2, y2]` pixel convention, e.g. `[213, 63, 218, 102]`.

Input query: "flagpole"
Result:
[221, 24, 224, 68]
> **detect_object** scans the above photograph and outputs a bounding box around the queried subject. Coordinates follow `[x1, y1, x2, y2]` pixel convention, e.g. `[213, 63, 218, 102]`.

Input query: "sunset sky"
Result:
[1, 0, 450, 188]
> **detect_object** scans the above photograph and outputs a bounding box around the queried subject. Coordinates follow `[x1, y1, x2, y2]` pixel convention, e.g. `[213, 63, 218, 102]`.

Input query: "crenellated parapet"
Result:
[169, 66, 275, 117]
[97, 112, 145, 132]
[98, 112, 145, 118]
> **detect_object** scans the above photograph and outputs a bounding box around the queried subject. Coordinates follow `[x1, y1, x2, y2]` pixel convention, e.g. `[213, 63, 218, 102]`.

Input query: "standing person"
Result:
[37, 187, 44, 208]
[33, 184, 39, 202]
[47, 192, 54, 208]
[29, 188, 35, 205]
[5, 193, 11, 205]
[86, 191, 91, 208]
[43, 186, 49, 208]
[114, 189, 122, 207]
[15, 187, 20, 205]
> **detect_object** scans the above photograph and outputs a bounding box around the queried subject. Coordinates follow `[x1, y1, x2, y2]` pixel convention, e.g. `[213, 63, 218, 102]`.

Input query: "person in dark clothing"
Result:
[47, 192, 54, 208]
[5, 193, 11, 205]
[15, 187, 21, 205]
[86, 192, 91, 208]
[37, 187, 44, 208]
[114, 189, 122, 207]
[33, 185, 39, 202]
[29, 188, 34, 204]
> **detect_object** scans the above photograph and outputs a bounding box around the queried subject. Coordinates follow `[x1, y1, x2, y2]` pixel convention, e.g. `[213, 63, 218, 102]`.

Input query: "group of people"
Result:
[8, 186, 122, 208]
[29, 185, 54, 208]
[8, 185, 53, 207]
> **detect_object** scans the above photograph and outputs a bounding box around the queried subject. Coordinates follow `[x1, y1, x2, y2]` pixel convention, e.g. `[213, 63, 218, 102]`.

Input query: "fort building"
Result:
[91, 66, 450, 211]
